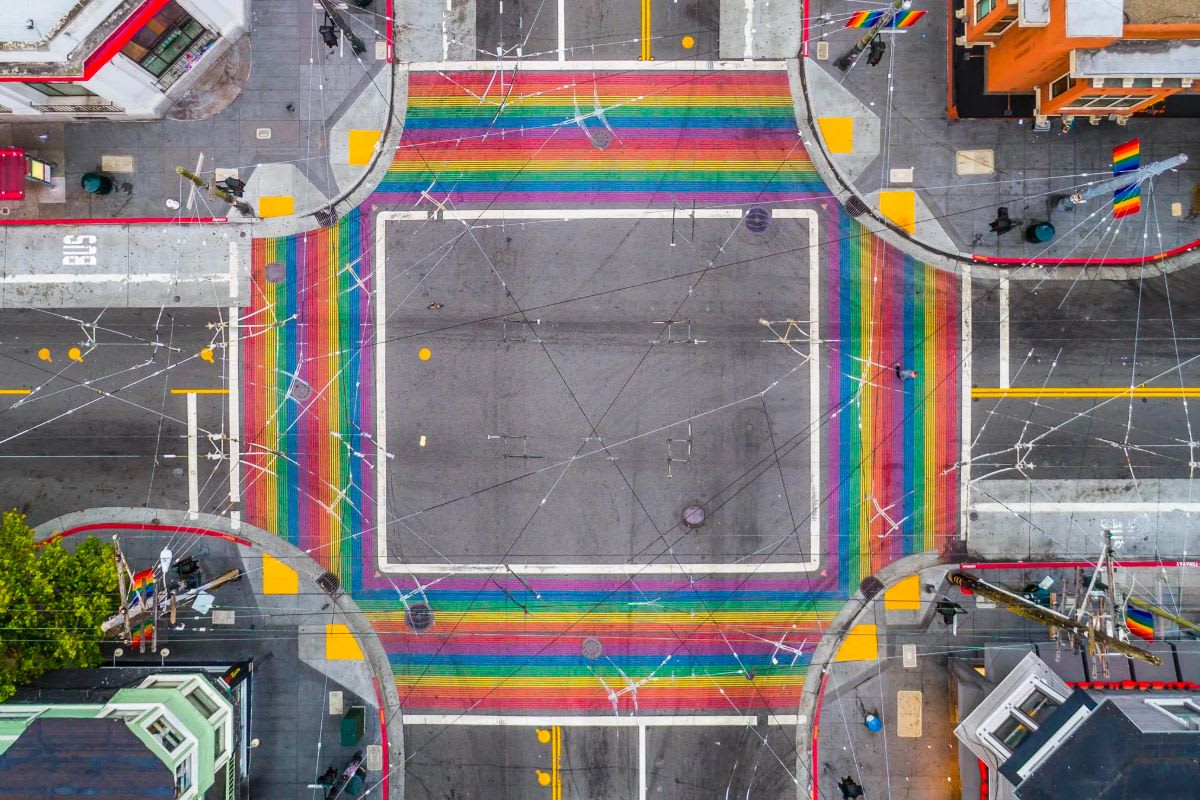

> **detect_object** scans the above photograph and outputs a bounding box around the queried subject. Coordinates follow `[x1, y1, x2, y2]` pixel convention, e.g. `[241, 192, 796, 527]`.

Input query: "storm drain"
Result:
[316, 571, 341, 595]
[405, 602, 436, 632]
[859, 575, 885, 600]
[844, 195, 869, 218]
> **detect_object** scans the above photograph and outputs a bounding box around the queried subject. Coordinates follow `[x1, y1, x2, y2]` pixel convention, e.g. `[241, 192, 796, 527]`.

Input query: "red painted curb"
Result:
[0, 217, 226, 226]
[972, 238, 1200, 267]
[372, 676, 391, 797]
[811, 671, 828, 800]
[44, 521, 252, 548]
[959, 559, 1200, 570]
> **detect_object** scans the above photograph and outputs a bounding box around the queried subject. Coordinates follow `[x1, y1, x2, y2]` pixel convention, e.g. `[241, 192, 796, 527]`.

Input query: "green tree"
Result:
[0, 510, 117, 702]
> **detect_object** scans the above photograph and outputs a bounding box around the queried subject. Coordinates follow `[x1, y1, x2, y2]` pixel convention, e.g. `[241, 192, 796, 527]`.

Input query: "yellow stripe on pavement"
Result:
[973, 387, 1200, 399]
[170, 388, 230, 395]
[0, 389, 31, 395]
[641, 0, 652, 60]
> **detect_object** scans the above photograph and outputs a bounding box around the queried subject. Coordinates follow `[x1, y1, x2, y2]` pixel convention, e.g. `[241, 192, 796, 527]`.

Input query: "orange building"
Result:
[957, 0, 1200, 122]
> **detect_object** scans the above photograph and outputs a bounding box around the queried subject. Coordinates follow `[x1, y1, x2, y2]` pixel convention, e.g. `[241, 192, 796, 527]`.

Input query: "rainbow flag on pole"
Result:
[1125, 604, 1155, 641]
[130, 617, 155, 647]
[1113, 138, 1140, 176]
[845, 9, 926, 28]
[1113, 183, 1142, 219]
[127, 567, 155, 608]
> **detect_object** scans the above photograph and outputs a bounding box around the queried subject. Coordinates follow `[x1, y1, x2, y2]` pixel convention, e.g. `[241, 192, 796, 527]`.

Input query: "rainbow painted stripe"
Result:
[1113, 138, 1140, 176]
[844, 9, 925, 28]
[1114, 182, 1142, 219]
[826, 213, 960, 593]
[377, 71, 824, 207]
[242, 208, 375, 585]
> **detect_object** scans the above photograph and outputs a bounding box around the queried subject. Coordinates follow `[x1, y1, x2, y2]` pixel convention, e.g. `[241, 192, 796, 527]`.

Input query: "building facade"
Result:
[0, 673, 235, 799]
[957, 0, 1200, 122]
[0, 0, 248, 119]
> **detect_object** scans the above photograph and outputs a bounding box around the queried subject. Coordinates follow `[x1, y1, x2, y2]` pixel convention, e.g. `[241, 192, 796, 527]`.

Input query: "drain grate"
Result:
[405, 602, 435, 632]
[315, 207, 338, 228]
[743, 206, 771, 234]
[859, 575, 885, 599]
[316, 571, 340, 594]
[844, 195, 869, 218]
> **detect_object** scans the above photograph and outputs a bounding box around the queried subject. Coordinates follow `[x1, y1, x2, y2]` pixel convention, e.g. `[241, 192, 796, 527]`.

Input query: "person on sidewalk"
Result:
[867, 38, 887, 67]
[838, 776, 865, 798]
[989, 206, 1020, 236]
[894, 363, 919, 382]
[936, 597, 967, 634]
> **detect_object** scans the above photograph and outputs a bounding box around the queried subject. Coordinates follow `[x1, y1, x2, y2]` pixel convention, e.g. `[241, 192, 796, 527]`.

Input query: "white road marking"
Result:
[557, 0, 566, 61]
[639, 724, 648, 800]
[0, 273, 232, 285]
[998, 276, 1009, 389]
[402, 714, 759, 726]
[375, 209, 390, 572]
[186, 152, 205, 211]
[228, 308, 242, 531]
[971, 501, 1200, 514]
[375, 209, 822, 575]
[960, 264, 972, 542]
[187, 391, 199, 520]
[228, 241, 240, 300]
[406, 59, 789, 71]
[743, 0, 754, 59]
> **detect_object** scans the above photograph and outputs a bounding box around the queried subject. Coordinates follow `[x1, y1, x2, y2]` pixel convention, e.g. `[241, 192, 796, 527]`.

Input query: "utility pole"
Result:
[835, 0, 910, 71]
[175, 167, 255, 217]
[113, 535, 133, 645]
[1055, 153, 1188, 213]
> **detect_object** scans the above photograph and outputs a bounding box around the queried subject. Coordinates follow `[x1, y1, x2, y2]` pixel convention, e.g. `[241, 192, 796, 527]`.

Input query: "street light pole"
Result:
[835, 0, 910, 71]
[1054, 153, 1188, 212]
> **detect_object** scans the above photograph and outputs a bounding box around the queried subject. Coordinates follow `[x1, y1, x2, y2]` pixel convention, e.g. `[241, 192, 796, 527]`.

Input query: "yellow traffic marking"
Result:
[325, 623, 364, 660]
[641, 0, 652, 60]
[973, 386, 1200, 399]
[0, 389, 31, 395]
[884, 574, 922, 611]
[348, 129, 383, 166]
[418, 347, 432, 362]
[68, 347, 83, 363]
[879, 190, 916, 234]
[817, 117, 854, 154]
[261, 553, 299, 595]
[37, 348, 51, 363]
[834, 623, 879, 662]
[258, 195, 295, 218]
[200, 347, 215, 364]
[534, 726, 562, 798]
[170, 388, 230, 395]
[681, 34, 695, 49]
[536, 770, 551, 786]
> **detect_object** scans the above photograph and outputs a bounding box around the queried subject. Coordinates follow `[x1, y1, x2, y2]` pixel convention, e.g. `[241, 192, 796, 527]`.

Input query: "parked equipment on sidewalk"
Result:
[319, 750, 366, 799]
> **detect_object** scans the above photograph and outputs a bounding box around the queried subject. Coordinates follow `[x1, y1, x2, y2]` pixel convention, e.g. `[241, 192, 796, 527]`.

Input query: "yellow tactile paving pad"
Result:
[325, 624, 364, 660]
[817, 117, 854, 154]
[258, 195, 295, 218]
[834, 623, 879, 662]
[261, 552, 299, 595]
[348, 129, 383, 166]
[879, 190, 916, 234]
[884, 574, 921, 611]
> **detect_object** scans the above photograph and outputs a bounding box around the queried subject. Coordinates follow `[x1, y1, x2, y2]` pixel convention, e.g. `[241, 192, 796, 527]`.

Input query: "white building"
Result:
[0, 0, 248, 119]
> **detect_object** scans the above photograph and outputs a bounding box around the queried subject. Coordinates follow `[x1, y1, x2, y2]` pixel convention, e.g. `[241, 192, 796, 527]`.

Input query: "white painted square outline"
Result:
[374, 208, 821, 574]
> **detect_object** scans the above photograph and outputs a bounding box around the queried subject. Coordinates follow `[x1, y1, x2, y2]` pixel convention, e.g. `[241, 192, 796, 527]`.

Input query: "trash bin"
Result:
[340, 706, 365, 746]
[80, 172, 114, 195]
[1025, 221, 1055, 244]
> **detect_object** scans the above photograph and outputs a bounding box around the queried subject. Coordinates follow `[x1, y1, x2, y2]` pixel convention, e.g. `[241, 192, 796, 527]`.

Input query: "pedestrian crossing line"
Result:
[972, 386, 1200, 399]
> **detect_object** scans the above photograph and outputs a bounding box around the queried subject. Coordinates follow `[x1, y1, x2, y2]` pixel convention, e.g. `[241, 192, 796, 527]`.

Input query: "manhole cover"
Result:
[581, 636, 603, 660]
[682, 504, 706, 528]
[289, 380, 313, 402]
[588, 128, 612, 150]
[264, 262, 286, 283]
[743, 206, 771, 234]
[405, 602, 435, 632]
[859, 575, 885, 599]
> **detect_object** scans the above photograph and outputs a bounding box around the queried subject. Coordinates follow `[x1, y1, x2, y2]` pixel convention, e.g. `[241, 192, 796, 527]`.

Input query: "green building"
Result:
[0, 673, 235, 800]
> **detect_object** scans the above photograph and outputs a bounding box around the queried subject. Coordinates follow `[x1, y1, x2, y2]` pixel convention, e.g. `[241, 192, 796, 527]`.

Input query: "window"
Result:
[985, 684, 1063, 757]
[1063, 94, 1149, 111]
[187, 689, 219, 719]
[1148, 699, 1200, 729]
[1050, 74, 1074, 99]
[121, 1, 211, 79]
[147, 716, 185, 753]
[103, 708, 146, 722]
[1018, 689, 1059, 722]
[994, 715, 1033, 750]
[23, 82, 96, 98]
[175, 757, 193, 795]
[975, 0, 997, 22]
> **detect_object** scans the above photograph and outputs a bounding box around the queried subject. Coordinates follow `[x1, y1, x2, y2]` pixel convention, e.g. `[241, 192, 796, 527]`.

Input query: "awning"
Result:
[0, 147, 24, 201]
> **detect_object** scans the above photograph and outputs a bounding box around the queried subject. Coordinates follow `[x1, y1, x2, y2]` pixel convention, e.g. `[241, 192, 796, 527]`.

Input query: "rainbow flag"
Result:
[130, 617, 154, 647]
[1125, 604, 1154, 641]
[127, 567, 155, 608]
[1114, 182, 1141, 218]
[1113, 138, 1140, 176]
[844, 9, 926, 28]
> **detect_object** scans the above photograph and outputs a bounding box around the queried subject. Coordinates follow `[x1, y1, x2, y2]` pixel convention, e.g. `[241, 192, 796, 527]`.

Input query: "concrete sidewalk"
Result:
[800, 0, 1200, 264]
[35, 507, 404, 800]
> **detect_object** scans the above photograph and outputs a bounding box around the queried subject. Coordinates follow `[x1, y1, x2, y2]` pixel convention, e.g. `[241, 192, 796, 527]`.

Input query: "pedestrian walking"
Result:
[989, 206, 1020, 236]
[936, 597, 967, 634]
[866, 38, 886, 67]
[839, 776, 865, 799]
[894, 363, 919, 382]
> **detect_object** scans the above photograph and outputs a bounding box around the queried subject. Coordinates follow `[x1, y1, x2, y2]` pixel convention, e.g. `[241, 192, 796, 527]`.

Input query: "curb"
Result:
[788, 57, 1200, 282]
[34, 507, 405, 800]
[794, 551, 944, 800]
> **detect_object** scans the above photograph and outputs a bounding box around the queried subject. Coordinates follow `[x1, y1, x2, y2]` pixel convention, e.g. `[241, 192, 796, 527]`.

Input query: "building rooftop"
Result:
[1074, 39, 1200, 78]
[1123, 0, 1200, 25]
[1065, 0, 1124, 38]
[0, 717, 174, 800]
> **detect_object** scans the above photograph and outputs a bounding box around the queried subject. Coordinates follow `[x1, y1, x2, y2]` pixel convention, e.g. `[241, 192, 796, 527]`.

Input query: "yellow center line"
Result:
[0, 389, 31, 395]
[169, 388, 231, 395]
[972, 386, 1200, 399]
[552, 725, 562, 800]
[641, 0, 652, 60]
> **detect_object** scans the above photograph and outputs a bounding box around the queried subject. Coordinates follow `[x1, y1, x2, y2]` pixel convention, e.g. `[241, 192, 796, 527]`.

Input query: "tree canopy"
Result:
[0, 511, 117, 702]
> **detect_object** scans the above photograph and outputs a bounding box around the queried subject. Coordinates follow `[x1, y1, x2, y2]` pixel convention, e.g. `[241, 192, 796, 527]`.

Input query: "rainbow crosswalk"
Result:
[243, 69, 961, 714]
